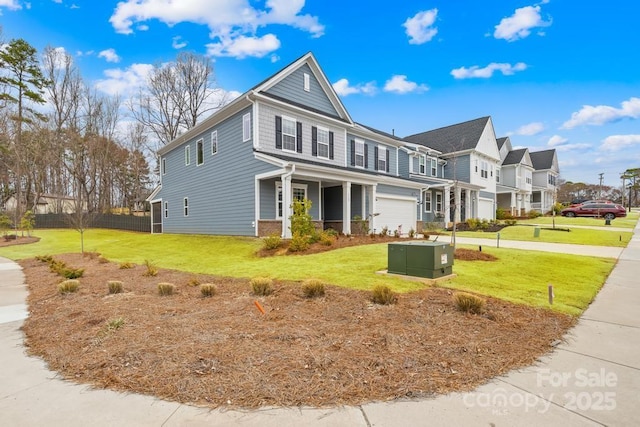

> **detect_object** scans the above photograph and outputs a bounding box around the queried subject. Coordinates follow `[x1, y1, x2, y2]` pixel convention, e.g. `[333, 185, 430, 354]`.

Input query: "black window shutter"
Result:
[296, 121, 302, 153]
[364, 144, 369, 168]
[350, 140, 355, 166]
[386, 149, 390, 172]
[374, 146, 379, 170]
[311, 126, 318, 156]
[275, 116, 282, 149]
[329, 132, 334, 159]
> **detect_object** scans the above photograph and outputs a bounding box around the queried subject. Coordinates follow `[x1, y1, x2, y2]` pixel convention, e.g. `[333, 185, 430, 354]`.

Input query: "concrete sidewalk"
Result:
[1, 223, 639, 426]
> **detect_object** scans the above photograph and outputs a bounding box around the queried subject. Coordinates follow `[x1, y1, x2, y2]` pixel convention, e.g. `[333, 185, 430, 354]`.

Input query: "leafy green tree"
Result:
[289, 198, 318, 243]
[0, 38, 49, 231]
[19, 209, 35, 236]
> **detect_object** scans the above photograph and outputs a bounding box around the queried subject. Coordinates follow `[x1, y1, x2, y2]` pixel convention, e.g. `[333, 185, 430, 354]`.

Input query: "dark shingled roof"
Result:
[355, 122, 404, 141]
[403, 116, 490, 154]
[502, 148, 527, 166]
[497, 137, 508, 150]
[530, 149, 556, 170]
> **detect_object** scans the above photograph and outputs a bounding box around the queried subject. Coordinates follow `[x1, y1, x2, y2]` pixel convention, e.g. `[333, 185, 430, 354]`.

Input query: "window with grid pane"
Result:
[282, 117, 296, 151]
[317, 128, 329, 158]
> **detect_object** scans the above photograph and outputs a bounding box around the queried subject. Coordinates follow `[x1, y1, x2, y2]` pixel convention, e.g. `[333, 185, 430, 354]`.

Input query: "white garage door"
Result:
[375, 195, 416, 236]
[478, 198, 495, 220]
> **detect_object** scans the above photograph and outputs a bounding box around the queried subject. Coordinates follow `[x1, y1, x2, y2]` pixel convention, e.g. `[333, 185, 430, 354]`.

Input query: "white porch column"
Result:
[281, 174, 292, 238]
[510, 192, 516, 216]
[465, 188, 472, 220]
[454, 186, 462, 223]
[444, 186, 451, 224]
[369, 185, 377, 233]
[361, 185, 366, 220]
[342, 181, 352, 235]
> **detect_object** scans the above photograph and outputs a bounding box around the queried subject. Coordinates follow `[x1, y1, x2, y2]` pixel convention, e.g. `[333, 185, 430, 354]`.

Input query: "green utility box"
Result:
[388, 241, 454, 279]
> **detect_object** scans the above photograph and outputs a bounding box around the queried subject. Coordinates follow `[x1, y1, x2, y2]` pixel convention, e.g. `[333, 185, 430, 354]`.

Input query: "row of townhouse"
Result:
[148, 53, 559, 237]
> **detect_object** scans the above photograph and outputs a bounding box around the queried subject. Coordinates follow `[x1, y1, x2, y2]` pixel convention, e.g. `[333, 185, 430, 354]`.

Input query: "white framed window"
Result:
[317, 127, 329, 158]
[377, 146, 387, 171]
[474, 159, 478, 173]
[303, 73, 310, 92]
[161, 158, 166, 175]
[430, 158, 437, 176]
[183, 197, 189, 217]
[211, 130, 218, 155]
[496, 168, 501, 183]
[354, 139, 365, 167]
[424, 191, 432, 212]
[282, 116, 297, 152]
[185, 145, 191, 166]
[242, 113, 251, 142]
[526, 171, 532, 184]
[275, 182, 307, 219]
[480, 161, 489, 179]
[435, 193, 443, 213]
[196, 138, 204, 166]
[164, 201, 168, 218]
[418, 155, 426, 174]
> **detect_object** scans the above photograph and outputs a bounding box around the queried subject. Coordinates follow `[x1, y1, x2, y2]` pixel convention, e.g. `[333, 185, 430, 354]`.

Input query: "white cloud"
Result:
[515, 122, 544, 136]
[95, 63, 155, 96]
[403, 9, 438, 45]
[0, 0, 21, 11]
[98, 48, 121, 63]
[601, 135, 640, 151]
[172, 36, 187, 49]
[206, 34, 280, 59]
[562, 97, 640, 129]
[332, 78, 376, 97]
[554, 143, 591, 152]
[547, 135, 568, 146]
[109, 0, 323, 58]
[451, 62, 527, 79]
[383, 75, 428, 94]
[494, 5, 551, 42]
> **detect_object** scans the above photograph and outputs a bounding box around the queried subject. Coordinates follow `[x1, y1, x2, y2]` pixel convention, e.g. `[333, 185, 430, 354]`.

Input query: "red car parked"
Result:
[561, 203, 626, 220]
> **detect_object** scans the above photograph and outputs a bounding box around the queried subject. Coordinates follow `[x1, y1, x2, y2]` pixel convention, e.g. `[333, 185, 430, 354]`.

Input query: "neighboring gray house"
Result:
[150, 53, 446, 237]
[496, 136, 534, 216]
[530, 149, 560, 214]
[403, 117, 502, 223]
[149, 53, 560, 237]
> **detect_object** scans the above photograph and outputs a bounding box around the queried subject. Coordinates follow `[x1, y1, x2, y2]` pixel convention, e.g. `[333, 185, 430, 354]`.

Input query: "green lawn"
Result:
[450, 224, 632, 246]
[0, 229, 618, 315]
[517, 210, 639, 229]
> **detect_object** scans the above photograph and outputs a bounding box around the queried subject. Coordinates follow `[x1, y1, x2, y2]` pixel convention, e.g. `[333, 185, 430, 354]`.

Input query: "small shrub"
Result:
[393, 229, 400, 238]
[466, 218, 480, 230]
[371, 285, 397, 305]
[496, 208, 513, 220]
[58, 279, 80, 294]
[408, 227, 415, 238]
[119, 262, 134, 269]
[453, 292, 485, 314]
[107, 280, 124, 294]
[143, 260, 158, 277]
[60, 267, 84, 279]
[324, 228, 339, 237]
[479, 219, 490, 231]
[302, 279, 325, 298]
[187, 277, 200, 287]
[263, 233, 282, 250]
[250, 277, 273, 296]
[49, 260, 66, 274]
[35, 254, 54, 264]
[288, 231, 310, 252]
[106, 317, 125, 331]
[157, 282, 175, 296]
[528, 210, 542, 219]
[98, 256, 109, 264]
[200, 283, 217, 297]
[318, 230, 336, 246]
[505, 219, 517, 226]
[379, 226, 389, 237]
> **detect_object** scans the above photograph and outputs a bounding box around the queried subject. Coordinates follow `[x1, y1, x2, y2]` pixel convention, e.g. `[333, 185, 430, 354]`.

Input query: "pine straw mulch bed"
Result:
[20, 253, 574, 409]
[0, 235, 40, 247]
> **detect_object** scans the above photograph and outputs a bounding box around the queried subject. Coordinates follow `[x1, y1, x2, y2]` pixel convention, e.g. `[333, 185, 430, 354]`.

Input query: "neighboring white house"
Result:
[3, 194, 81, 214]
[496, 137, 535, 216]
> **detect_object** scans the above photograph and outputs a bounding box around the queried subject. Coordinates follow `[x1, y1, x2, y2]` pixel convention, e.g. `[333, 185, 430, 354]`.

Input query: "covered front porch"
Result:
[496, 185, 531, 216]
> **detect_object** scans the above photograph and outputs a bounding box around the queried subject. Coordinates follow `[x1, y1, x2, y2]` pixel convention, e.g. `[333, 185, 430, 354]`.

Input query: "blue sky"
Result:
[2, 0, 639, 187]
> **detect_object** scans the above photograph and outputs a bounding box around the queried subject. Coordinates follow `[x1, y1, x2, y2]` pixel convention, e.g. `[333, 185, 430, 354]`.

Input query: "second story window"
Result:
[354, 140, 365, 167]
[419, 155, 426, 174]
[185, 145, 191, 166]
[196, 138, 204, 166]
[496, 168, 501, 183]
[316, 128, 329, 158]
[480, 161, 488, 178]
[211, 130, 218, 155]
[161, 158, 166, 175]
[242, 113, 251, 142]
[430, 158, 437, 176]
[548, 174, 556, 186]
[282, 117, 297, 151]
[376, 146, 387, 172]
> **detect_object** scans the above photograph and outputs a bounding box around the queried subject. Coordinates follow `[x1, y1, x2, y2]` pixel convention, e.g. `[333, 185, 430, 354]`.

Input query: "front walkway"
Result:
[1, 217, 639, 426]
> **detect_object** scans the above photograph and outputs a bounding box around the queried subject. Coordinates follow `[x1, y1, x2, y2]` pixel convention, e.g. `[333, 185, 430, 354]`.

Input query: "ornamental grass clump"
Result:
[302, 279, 325, 298]
[250, 277, 273, 296]
[119, 262, 134, 269]
[371, 285, 397, 305]
[453, 292, 486, 314]
[143, 260, 158, 277]
[200, 283, 217, 297]
[58, 279, 80, 294]
[107, 280, 124, 294]
[157, 282, 176, 296]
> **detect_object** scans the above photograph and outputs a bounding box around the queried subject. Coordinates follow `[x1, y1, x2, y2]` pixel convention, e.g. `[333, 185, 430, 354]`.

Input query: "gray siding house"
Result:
[149, 53, 560, 236]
